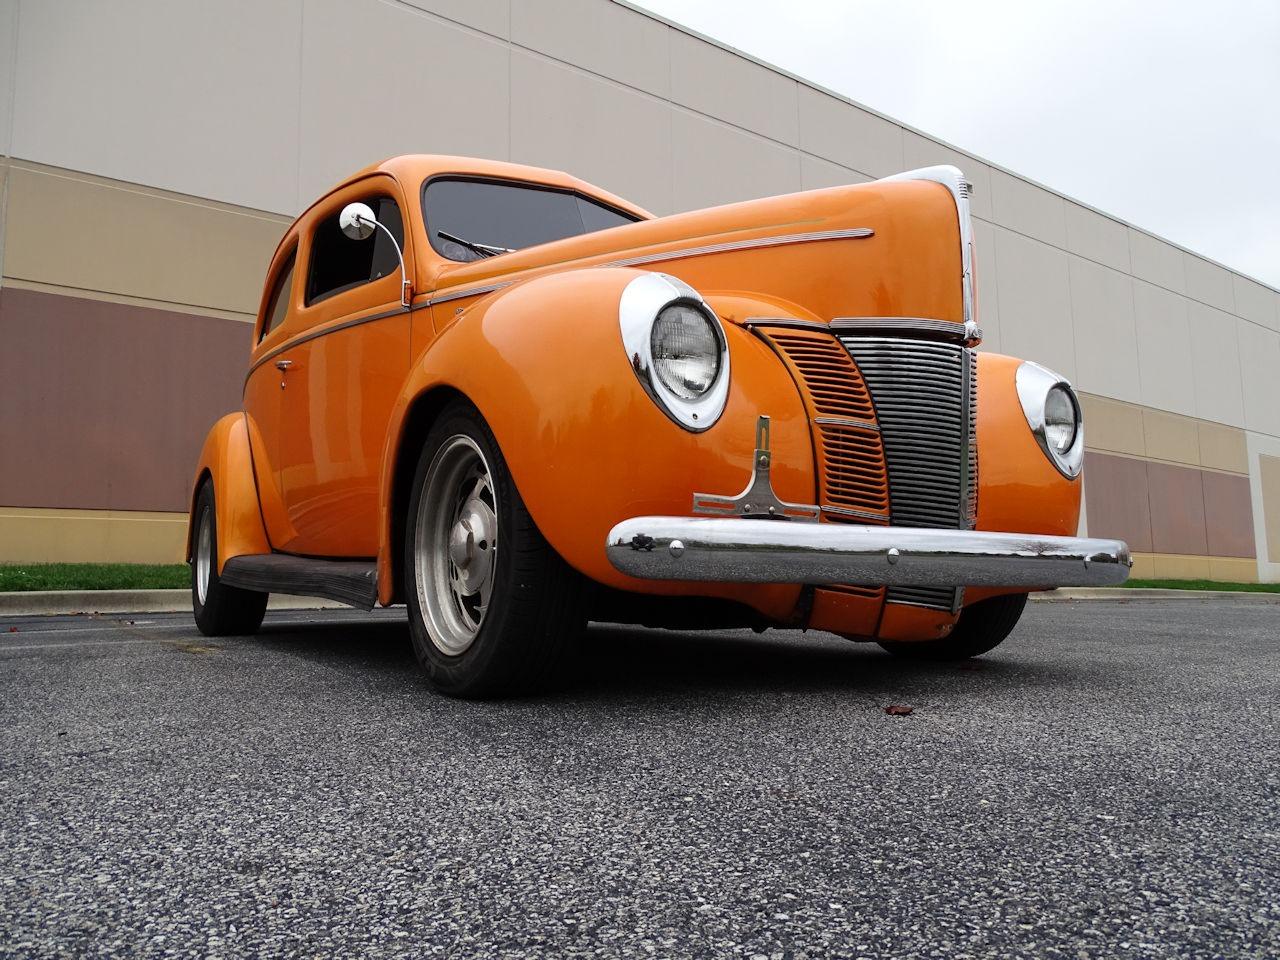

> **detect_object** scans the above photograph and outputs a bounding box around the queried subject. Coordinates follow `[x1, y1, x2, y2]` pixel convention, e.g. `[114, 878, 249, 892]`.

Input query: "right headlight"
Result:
[1015, 361, 1084, 478]
[619, 272, 730, 432]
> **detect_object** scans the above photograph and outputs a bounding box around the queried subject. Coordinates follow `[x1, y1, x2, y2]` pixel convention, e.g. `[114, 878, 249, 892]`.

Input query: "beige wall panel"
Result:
[1127, 228, 1186, 295]
[971, 218, 1001, 353]
[1151, 554, 1211, 580]
[1237, 320, 1280, 437]
[1232, 274, 1280, 332]
[670, 111, 800, 212]
[1128, 553, 1156, 579]
[0, 159, 8, 280]
[901, 132, 992, 221]
[1142, 409, 1200, 467]
[988, 169, 1066, 247]
[400, 0, 510, 37]
[1132, 280, 1196, 418]
[991, 227, 1075, 378]
[1208, 557, 1258, 583]
[510, 53, 673, 215]
[513, 0, 668, 95]
[670, 30, 797, 145]
[1080, 395, 1145, 457]
[1068, 256, 1139, 403]
[1183, 254, 1235, 312]
[799, 154, 869, 191]
[0, 508, 186, 564]
[3, 165, 285, 315]
[0, 0, 16, 157]
[299, 0, 510, 206]
[1064, 202, 1130, 273]
[10, 0, 301, 215]
[1197, 421, 1249, 475]
[1188, 301, 1245, 427]
[1261, 455, 1280, 561]
[797, 87, 902, 179]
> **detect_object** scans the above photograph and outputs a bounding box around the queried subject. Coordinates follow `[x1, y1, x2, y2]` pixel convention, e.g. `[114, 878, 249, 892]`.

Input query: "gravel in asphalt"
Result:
[0, 601, 1276, 959]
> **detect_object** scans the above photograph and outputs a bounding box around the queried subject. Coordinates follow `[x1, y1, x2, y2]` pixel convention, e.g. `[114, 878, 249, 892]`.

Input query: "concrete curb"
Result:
[2, 586, 1277, 617]
[1032, 587, 1280, 603]
[0, 590, 347, 617]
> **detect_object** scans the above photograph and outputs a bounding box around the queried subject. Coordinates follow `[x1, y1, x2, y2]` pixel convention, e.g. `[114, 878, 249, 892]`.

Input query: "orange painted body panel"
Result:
[188, 413, 271, 572]
[191, 154, 1086, 642]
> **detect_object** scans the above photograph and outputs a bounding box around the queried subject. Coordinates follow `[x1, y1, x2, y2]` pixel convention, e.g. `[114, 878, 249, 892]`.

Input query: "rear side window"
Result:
[306, 196, 404, 305]
[260, 250, 295, 341]
[423, 178, 639, 262]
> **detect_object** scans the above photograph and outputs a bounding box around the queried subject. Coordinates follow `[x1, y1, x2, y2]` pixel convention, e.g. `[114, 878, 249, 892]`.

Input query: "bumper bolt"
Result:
[669, 539, 686, 558]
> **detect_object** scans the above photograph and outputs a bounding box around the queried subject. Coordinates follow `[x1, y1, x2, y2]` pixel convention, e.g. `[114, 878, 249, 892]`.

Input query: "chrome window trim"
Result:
[618, 272, 730, 433]
[604, 227, 873, 270]
[880, 165, 977, 334]
[1015, 361, 1085, 479]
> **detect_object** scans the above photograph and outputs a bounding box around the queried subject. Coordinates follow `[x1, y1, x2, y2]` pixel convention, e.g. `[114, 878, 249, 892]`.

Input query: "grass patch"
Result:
[0, 563, 189, 592]
[1122, 578, 1280, 593]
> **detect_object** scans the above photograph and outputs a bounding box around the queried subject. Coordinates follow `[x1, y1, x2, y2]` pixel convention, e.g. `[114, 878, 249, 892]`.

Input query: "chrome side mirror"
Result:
[339, 201, 377, 240]
[338, 201, 412, 308]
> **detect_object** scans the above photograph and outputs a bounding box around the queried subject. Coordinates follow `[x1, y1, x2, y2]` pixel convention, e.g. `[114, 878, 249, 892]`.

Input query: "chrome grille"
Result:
[839, 336, 977, 611]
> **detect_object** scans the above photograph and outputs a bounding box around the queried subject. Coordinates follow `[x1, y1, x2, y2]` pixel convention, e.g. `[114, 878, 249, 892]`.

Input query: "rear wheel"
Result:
[405, 400, 584, 698]
[878, 592, 1028, 660]
[191, 482, 268, 636]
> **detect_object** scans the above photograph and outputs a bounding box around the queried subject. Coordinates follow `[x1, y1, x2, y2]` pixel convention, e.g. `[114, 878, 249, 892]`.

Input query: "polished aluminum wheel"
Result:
[414, 435, 498, 656]
[195, 507, 212, 605]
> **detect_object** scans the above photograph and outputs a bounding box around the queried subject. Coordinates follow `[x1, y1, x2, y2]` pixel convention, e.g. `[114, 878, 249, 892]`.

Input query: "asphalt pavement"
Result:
[0, 601, 1276, 959]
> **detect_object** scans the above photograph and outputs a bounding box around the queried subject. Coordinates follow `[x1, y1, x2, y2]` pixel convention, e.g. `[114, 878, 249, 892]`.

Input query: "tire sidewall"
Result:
[404, 403, 530, 694]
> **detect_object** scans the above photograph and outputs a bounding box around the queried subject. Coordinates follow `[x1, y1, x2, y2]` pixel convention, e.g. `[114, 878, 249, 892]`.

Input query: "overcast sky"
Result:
[631, 0, 1280, 290]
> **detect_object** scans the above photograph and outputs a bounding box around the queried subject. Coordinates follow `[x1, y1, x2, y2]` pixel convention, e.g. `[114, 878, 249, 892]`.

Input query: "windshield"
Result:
[423, 177, 640, 263]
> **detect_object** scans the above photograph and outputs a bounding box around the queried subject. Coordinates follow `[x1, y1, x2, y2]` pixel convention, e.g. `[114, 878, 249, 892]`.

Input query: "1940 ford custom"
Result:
[189, 155, 1130, 696]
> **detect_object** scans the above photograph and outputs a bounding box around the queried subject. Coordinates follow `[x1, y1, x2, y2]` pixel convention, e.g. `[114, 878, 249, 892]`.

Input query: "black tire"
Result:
[191, 482, 268, 637]
[404, 400, 585, 698]
[878, 592, 1028, 661]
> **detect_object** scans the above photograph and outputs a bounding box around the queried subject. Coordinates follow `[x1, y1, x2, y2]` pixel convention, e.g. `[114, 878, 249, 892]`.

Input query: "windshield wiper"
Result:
[437, 230, 514, 259]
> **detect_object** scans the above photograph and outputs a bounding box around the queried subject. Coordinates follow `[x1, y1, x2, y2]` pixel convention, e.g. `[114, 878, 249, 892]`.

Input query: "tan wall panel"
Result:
[1198, 422, 1249, 474]
[0, 287, 248, 513]
[3, 165, 286, 315]
[1208, 557, 1259, 583]
[1262, 455, 1280, 560]
[1081, 394, 1145, 457]
[0, 508, 186, 564]
[1142, 409, 1200, 467]
[1151, 554, 1211, 580]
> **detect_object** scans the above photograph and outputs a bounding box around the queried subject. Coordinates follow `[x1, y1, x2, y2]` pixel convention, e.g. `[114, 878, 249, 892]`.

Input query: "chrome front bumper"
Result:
[606, 517, 1132, 588]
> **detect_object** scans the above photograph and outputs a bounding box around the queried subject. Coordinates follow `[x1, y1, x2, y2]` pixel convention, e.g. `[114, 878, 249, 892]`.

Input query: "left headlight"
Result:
[619, 272, 730, 432]
[1015, 361, 1084, 478]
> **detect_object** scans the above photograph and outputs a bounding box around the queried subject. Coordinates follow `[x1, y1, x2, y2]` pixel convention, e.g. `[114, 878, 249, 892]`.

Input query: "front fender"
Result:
[188, 413, 271, 573]
[378, 268, 815, 618]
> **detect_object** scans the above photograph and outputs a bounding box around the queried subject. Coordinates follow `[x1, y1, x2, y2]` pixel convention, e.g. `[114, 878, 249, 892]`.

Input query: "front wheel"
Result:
[878, 592, 1028, 660]
[404, 400, 585, 698]
[191, 482, 268, 636]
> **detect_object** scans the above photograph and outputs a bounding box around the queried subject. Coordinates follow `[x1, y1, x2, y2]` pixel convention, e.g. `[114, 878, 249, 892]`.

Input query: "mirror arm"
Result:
[357, 214, 413, 308]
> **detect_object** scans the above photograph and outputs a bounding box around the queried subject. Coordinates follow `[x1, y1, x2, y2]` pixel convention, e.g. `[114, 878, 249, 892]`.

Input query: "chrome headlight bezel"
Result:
[619, 272, 730, 432]
[1015, 361, 1084, 479]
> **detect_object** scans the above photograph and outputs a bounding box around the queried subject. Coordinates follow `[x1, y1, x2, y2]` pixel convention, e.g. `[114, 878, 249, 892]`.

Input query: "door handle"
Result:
[275, 359, 294, 371]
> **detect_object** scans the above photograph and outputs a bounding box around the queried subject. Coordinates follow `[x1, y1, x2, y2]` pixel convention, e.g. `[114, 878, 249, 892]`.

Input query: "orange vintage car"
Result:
[188, 154, 1130, 696]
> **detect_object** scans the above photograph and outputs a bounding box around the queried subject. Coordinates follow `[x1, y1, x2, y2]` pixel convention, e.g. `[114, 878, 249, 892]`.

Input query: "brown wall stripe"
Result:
[0, 287, 252, 513]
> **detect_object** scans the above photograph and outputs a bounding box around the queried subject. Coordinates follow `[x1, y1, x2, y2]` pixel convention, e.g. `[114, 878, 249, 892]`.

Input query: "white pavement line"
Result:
[0, 638, 160, 653]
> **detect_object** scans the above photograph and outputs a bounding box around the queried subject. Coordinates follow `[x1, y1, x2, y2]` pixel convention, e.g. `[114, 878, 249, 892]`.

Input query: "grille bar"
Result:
[839, 336, 977, 612]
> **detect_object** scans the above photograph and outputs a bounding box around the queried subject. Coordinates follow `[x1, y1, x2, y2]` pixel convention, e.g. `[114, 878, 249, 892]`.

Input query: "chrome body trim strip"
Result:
[604, 227, 874, 269]
[246, 305, 411, 381]
[812, 416, 879, 433]
[879, 166, 977, 334]
[606, 517, 1132, 588]
[821, 504, 890, 523]
[425, 281, 513, 306]
[742, 317, 830, 331]
[830, 316, 981, 345]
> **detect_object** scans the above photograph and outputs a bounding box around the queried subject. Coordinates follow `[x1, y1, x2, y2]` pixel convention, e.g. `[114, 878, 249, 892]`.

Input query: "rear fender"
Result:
[188, 413, 271, 573]
[377, 268, 815, 618]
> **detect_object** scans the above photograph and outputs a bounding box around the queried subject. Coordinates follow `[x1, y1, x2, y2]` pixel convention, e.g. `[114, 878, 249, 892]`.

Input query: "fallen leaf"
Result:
[884, 704, 914, 716]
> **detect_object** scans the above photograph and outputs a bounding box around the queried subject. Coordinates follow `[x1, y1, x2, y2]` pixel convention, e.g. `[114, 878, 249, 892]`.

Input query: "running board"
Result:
[220, 555, 378, 610]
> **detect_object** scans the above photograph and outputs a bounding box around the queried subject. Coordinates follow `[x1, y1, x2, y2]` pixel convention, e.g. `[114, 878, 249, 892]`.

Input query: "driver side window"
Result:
[306, 196, 404, 305]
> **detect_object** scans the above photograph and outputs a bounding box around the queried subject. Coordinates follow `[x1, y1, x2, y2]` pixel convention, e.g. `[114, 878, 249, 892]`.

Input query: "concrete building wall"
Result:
[2, 0, 1279, 580]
